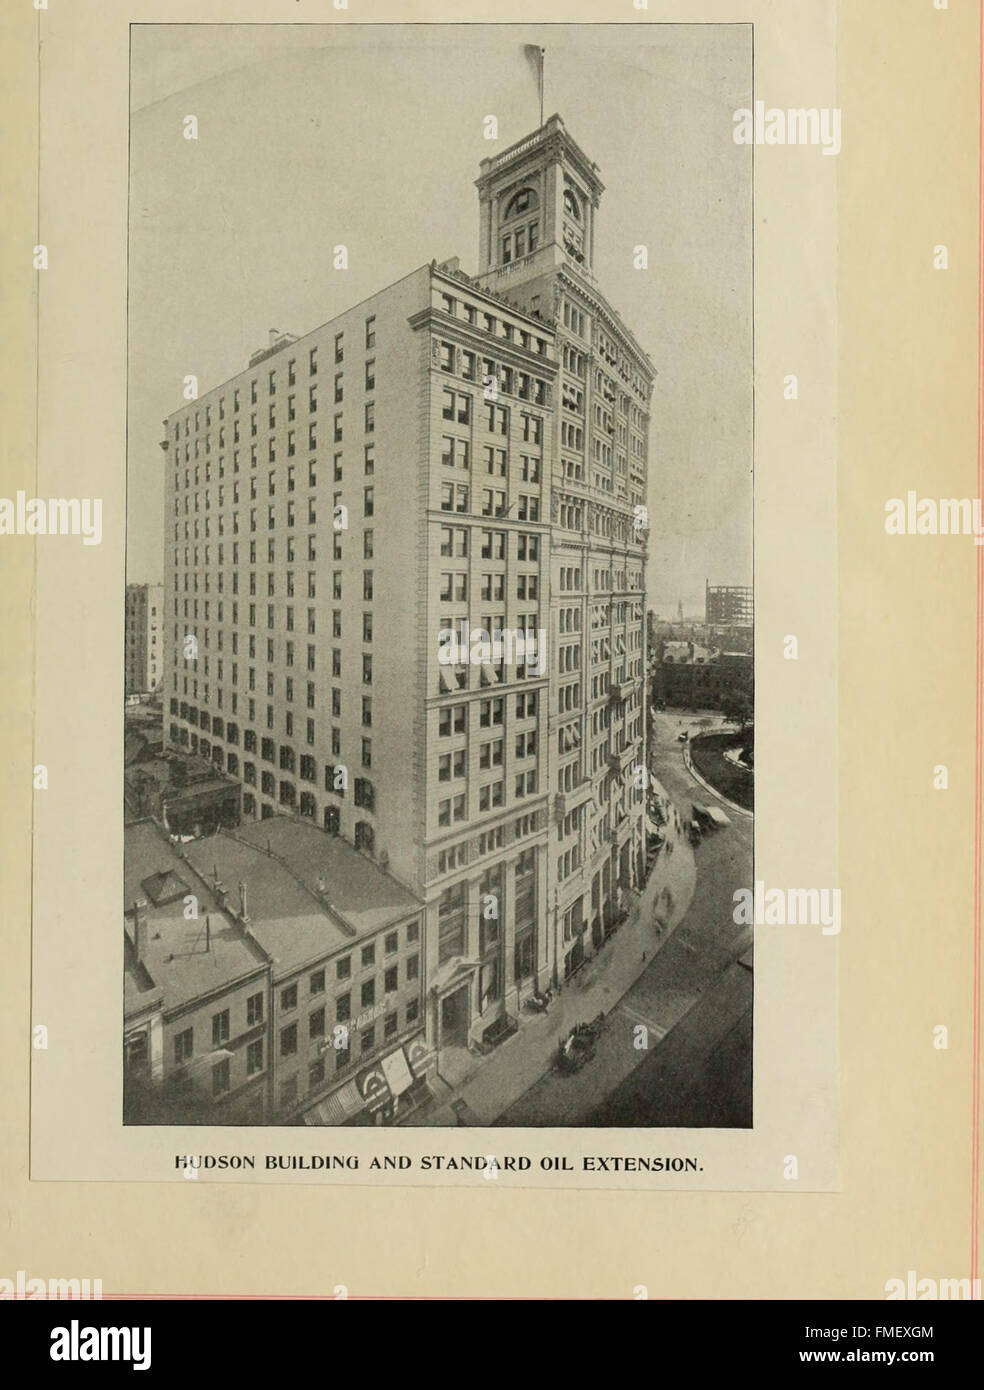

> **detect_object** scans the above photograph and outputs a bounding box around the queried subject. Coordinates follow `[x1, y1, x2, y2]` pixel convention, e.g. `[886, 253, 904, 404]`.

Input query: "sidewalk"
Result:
[408, 775, 697, 1126]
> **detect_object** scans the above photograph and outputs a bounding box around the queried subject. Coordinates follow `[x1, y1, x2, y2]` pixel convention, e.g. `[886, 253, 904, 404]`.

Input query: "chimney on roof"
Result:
[205, 915, 211, 952]
[132, 898, 148, 962]
[269, 328, 280, 346]
[238, 880, 249, 921]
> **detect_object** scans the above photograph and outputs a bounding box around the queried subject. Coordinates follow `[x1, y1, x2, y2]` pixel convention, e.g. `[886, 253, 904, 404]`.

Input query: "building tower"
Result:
[474, 115, 654, 977]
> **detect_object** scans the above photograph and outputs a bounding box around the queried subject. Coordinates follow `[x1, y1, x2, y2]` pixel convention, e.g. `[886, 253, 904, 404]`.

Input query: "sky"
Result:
[127, 23, 752, 617]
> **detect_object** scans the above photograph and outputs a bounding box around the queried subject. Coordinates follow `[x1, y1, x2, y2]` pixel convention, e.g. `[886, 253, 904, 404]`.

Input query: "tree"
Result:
[721, 691, 753, 733]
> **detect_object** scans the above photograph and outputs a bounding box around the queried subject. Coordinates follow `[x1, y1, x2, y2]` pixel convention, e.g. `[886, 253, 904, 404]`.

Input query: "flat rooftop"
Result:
[124, 820, 267, 1013]
[125, 815, 423, 1001]
[183, 818, 421, 979]
[228, 817, 421, 934]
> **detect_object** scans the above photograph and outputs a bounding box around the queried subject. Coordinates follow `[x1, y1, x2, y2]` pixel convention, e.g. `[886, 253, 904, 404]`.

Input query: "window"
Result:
[280, 1023, 298, 1057]
[336, 956, 351, 981]
[212, 1059, 230, 1096]
[361, 979, 376, 1008]
[438, 883, 466, 963]
[211, 1010, 230, 1045]
[365, 359, 375, 390]
[246, 992, 264, 1026]
[309, 1007, 326, 1039]
[174, 1028, 193, 1064]
[365, 315, 376, 348]
[246, 1039, 264, 1076]
[438, 705, 466, 736]
[310, 969, 325, 995]
[280, 983, 298, 1012]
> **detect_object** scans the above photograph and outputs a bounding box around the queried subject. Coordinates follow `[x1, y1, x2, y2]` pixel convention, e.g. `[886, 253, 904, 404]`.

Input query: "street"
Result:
[497, 710, 753, 1127]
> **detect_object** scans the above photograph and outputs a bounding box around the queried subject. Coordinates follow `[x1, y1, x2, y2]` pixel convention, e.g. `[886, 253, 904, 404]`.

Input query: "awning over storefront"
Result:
[381, 1045, 414, 1097]
[302, 1078, 364, 1126]
[302, 1039, 428, 1126]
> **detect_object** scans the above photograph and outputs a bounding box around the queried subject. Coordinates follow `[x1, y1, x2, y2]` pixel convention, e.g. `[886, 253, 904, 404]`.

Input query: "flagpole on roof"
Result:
[523, 45, 545, 130]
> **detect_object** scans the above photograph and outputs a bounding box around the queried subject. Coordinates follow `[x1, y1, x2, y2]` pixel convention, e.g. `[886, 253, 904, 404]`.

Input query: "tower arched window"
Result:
[504, 186, 539, 221]
[562, 187, 585, 262]
[501, 186, 540, 266]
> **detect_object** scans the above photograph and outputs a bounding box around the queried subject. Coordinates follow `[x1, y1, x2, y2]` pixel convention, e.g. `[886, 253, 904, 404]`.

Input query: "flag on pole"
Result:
[523, 45, 545, 128]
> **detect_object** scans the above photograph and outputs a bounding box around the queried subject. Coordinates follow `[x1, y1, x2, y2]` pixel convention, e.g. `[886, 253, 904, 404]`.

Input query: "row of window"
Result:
[170, 318, 377, 437]
[438, 572, 540, 603]
[279, 964, 419, 1057]
[438, 484, 541, 519]
[436, 289, 548, 356]
[439, 347, 549, 408]
[438, 526, 540, 560]
[276, 997, 421, 1106]
[172, 486, 373, 531]
[440, 437, 542, 483]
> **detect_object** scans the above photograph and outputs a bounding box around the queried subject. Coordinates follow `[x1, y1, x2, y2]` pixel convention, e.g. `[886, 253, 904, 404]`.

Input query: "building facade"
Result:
[654, 639, 753, 711]
[472, 117, 652, 978]
[160, 115, 652, 1077]
[125, 582, 164, 694]
[705, 582, 752, 629]
[124, 818, 426, 1125]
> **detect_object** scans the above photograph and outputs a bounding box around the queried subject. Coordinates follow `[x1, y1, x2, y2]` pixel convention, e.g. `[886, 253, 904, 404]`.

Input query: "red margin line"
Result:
[973, 0, 983, 1284]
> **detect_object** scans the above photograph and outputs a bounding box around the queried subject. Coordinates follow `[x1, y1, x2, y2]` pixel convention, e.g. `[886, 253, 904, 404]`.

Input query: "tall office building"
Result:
[125, 582, 164, 695]
[472, 117, 653, 980]
[161, 116, 652, 1079]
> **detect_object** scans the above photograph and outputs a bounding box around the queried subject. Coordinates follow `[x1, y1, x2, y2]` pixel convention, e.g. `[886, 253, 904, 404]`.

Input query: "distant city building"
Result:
[125, 583, 164, 694]
[157, 114, 653, 1079]
[652, 638, 753, 711]
[705, 581, 752, 629]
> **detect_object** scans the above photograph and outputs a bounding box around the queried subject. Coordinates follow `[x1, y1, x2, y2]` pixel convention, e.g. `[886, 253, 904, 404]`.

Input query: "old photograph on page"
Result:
[123, 22, 753, 1137]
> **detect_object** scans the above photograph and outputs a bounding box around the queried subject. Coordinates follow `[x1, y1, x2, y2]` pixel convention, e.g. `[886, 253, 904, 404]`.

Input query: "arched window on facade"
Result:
[501, 186, 540, 266]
